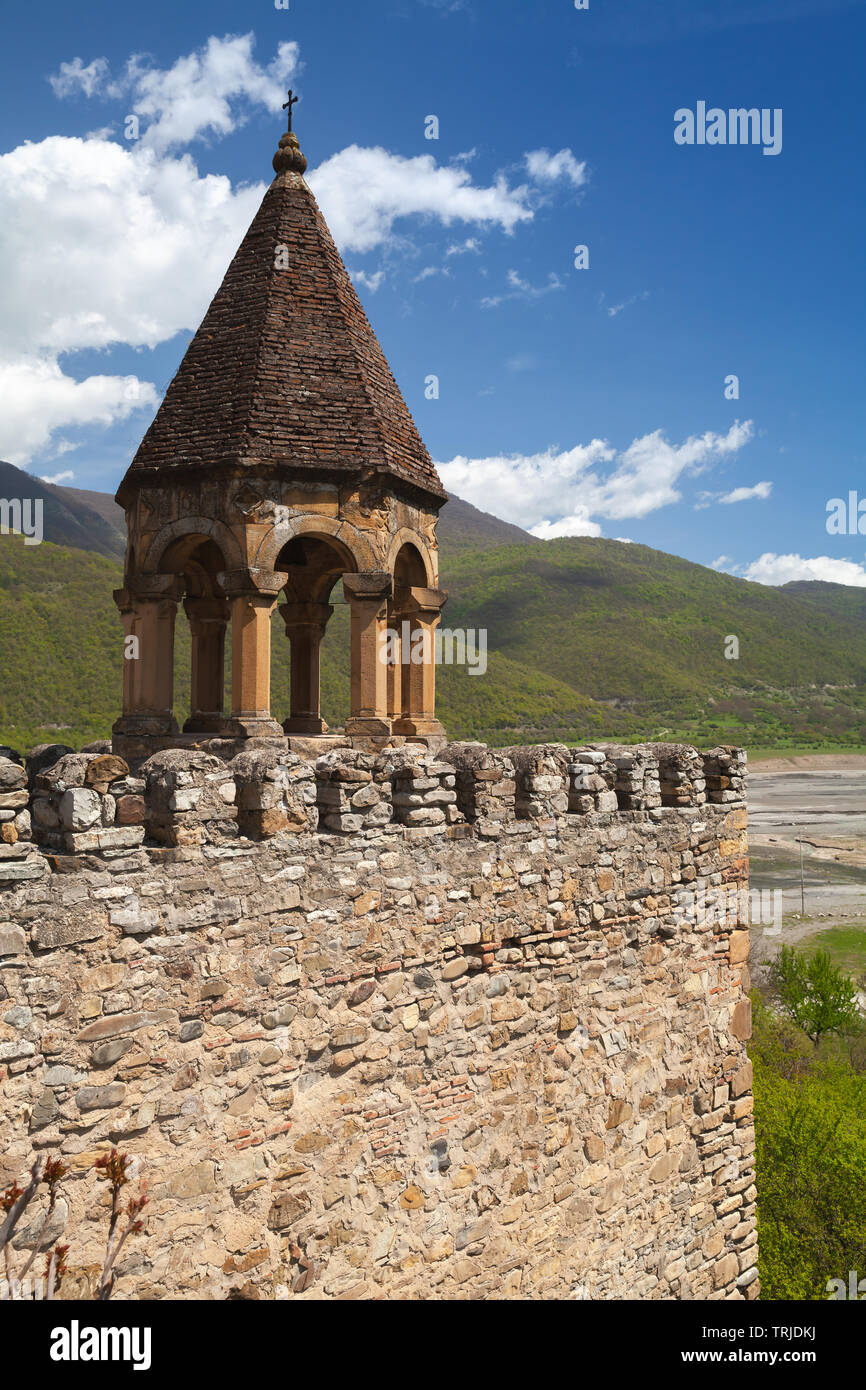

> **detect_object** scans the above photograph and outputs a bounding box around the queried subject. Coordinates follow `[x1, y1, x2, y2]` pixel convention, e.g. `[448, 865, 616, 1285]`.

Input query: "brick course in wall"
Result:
[0, 742, 756, 1301]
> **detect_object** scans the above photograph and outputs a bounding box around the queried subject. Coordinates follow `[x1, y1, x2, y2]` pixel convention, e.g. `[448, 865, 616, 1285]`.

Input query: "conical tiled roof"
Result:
[117, 129, 445, 504]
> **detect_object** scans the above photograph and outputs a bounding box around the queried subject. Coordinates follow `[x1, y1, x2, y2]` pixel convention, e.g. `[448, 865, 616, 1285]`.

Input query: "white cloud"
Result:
[49, 57, 114, 99]
[742, 553, 866, 587]
[0, 136, 262, 357]
[532, 514, 603, 539]
[607, 290, 650, 317]
[696, 479, 772, 508]
[49, 35, 300, 155]
[711, 554, 734, 570]
[308, 147, 533, 253]
[133, 38, 299, 155]
[438, 421, 754, 535]
[39, 469, 75, 484]
[412, 265, 443, 283]
[525, 148, 588, 190]
[446, 237, 481, 256]
[481, 267, 565, 309]
[0, 358, 158, 465]
[350, 268, 385, 292]
[0, 129, 263, 462]
[718, 480, 773, 505]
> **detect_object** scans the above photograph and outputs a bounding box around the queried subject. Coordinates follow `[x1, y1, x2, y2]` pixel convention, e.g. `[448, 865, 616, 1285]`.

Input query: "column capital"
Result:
[401, 585, 448, 615]
[279, 600, 334, 635]
[343, 571, 393, 605]
[184, 594, 230, 636]
[219, 567, 288, 600]
[124, 573, 185, 603]
[184, 594, 230, 617]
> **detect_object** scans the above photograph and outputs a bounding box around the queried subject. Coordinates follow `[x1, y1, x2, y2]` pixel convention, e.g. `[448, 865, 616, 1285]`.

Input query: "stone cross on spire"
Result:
[282, 89, 299, 133]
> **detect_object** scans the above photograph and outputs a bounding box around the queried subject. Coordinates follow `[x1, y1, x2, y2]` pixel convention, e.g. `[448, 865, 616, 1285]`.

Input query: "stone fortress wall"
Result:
[0, 739, 756, 1301]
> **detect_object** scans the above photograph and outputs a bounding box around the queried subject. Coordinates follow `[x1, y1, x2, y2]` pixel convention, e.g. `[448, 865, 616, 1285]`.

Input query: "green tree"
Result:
[770, 945, 861, 1047]
[754, 1053, 866, 1299]
[751, 993, 866, 1299]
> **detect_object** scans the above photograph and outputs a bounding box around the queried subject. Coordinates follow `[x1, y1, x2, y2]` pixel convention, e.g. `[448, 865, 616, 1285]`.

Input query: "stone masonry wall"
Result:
[0, 741, 756, 1301]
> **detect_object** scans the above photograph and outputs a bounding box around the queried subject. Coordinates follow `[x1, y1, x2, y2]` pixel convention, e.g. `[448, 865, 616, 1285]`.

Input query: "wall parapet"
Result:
[0, 741, 747, 879]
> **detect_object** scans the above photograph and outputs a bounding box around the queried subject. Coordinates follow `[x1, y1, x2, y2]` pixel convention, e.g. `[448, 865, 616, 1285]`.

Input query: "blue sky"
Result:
[1, 0, 864, 584]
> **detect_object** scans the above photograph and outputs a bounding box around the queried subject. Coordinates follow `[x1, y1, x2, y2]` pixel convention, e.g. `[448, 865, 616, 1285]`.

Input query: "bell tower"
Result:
[112, 107, 448, 761]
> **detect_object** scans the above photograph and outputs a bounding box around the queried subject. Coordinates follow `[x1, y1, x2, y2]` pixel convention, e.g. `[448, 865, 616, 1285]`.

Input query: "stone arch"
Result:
[133, 518, 243, 739]
[386, 528, 436, 586]
[387, 536, 443, 736]
[253, 515, 378, 576]
[266, 523, 365, 737]
[141, 516, 245, 576]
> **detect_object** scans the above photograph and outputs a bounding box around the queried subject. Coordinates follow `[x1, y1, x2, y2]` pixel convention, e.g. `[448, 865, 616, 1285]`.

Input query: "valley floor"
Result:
[748, 765, 866, 980]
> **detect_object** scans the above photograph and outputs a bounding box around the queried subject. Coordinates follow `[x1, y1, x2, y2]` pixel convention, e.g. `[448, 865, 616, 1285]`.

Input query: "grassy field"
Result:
[748, 744, 866, 762]
[795, 924, 866, 979]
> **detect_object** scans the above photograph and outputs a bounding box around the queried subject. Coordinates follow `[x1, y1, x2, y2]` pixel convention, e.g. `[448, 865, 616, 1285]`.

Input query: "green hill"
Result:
[781, 579, 866, 624]
[0, 460, 125, 560]
[445, 540, 866, 692]
[435, 494, 537, 559]
[2, 463, 866, 755]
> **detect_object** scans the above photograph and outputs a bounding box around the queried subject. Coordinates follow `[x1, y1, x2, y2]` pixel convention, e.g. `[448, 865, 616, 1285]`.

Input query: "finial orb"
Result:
[273, 131, 308, 176]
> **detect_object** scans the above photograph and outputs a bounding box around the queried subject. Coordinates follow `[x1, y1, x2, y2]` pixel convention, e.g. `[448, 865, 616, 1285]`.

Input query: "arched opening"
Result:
[390, 541, 440, 735]
[275, 534, 356, 734]
[159, 535, 229, 734]
[393, 541, 428, 590]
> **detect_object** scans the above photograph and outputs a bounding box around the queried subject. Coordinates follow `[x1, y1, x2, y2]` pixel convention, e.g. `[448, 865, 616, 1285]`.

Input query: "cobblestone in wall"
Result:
[0, 742, 756, 1301]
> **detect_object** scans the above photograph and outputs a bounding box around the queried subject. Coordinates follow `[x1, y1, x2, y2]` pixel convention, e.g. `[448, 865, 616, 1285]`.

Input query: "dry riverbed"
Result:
[748, 761, 866, 979]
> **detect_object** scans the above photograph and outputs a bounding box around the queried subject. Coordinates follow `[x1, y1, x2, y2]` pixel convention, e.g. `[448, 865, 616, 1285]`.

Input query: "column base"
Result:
[221, 715, 287, 739]
[282, 715, 329, 735]
[345, 716, 393, 738]
[183, 714, 230, 735]
[112, 714, 179, 738]
[391, 717, 447, 738]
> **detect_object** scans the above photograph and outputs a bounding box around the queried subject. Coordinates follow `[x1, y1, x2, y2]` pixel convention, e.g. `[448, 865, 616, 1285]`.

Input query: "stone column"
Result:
[343, 572, 393, 738]
[183, 595, 230, 734]
[111, 575, 183, 739]
[392, 586, 448, 738]
[113, 586, 139, 726]
[220, 568, 287, 739]
[279, 600, 334, 735]
[385, 599, 403, 725]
